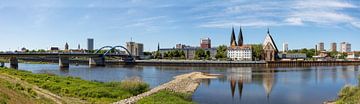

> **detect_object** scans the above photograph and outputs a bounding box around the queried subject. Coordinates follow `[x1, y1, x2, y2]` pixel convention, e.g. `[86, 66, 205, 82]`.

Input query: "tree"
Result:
[205, 50, 211, 60]
[195, 49, 206, 60]
[154, 51, 161, 59]
[180, 50, 186, 59]
[215, 45, 227, 59]
[251, 44, 263, 61]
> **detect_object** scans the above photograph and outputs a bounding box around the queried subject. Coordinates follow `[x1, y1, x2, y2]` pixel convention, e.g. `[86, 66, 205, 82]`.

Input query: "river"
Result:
[4, 63, 359, 104]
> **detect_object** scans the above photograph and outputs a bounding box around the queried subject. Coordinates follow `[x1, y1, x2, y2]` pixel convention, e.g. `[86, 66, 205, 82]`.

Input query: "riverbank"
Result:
[114, 72, 218, 104]
[329, 76, 360, 104]
[0, 75, 54, 104]
[0, 67, 149, 103]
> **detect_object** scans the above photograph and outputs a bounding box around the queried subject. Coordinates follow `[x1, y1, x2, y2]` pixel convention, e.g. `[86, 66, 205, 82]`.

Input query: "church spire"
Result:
[157, 42, 160, 51]
[230, 26, 237, 47]
[238, 26, 243, 46]
[267, 28, 270, 34]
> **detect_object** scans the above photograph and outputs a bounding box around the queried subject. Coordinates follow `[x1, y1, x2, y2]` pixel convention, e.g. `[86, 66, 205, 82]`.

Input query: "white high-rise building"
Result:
[317, 42, 324, 51]
[282, 42, 288, 52]
[340, 42, 351, 53]
[87, 38, 94, 51]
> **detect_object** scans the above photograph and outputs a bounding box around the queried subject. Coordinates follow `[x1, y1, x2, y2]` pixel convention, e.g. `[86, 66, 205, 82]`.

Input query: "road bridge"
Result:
[0, 45, 135, 69]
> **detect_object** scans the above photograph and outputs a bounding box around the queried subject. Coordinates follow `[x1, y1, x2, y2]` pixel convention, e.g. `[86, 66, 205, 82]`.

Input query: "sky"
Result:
[0, 0, 360, 51]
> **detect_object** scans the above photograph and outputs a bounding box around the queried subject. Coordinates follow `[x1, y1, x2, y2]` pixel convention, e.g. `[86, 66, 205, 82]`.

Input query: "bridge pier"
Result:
[10, 57, 18, 69]
[59, 57, 70, 68]
[89, 57, 105, 67]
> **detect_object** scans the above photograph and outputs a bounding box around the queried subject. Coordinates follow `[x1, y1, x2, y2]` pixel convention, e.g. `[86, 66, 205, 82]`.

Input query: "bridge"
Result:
[0, 45, 135, 69]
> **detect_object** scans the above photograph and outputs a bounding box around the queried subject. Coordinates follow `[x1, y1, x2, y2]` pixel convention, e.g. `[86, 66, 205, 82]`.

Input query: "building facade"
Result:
[87, 38, 94, 51]
[340, 42, 351, 53]
[159, 47, 217, 59]
[227, 27, 252, 61]
[330, 42, 337, 52]
[282, 42, 288, 52]
[200, 38, 211, 49]
[263, 29, 278, 61]
[126, 42, 144, 56]
[278, 53, 306, 61]
[227, 46, 252, 61]
[317, 42, 324, 51]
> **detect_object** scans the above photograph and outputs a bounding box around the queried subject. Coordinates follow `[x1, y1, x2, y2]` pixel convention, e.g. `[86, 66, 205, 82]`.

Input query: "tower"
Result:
[87, 38, 94, 51]
[157, 42, 160, 52]
[65, 42, 69, 51]
[238, 27, 243, 46]
[230, 27, 237, 48]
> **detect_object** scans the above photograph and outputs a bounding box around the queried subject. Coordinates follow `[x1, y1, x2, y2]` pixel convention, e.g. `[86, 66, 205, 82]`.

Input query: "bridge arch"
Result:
[103, 46, 132, 58]
[94, 45, 134, 62]
[94, 46, 113, 54]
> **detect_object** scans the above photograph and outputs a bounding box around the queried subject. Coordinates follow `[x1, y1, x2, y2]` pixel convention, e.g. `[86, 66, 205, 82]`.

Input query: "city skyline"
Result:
[0, 0, 360, 51]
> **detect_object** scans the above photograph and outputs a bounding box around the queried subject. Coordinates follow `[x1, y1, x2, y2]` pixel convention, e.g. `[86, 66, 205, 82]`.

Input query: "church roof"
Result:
[263, 29, 278, 52]
[238, 27, 243, 46]
[230, 27, 237, 46]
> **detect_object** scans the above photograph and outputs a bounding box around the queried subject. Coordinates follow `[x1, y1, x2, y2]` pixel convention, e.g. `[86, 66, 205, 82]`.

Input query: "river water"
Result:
[5, 63, 359, 104]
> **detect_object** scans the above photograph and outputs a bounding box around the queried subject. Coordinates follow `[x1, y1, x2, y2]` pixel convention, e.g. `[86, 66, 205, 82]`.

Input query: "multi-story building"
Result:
[282, 42, 288, 52]
[87, 38, 94, 51]
[340, 42, 351, 53]
[330, 42, 337, 52]
[227, 27, 252, 61]
[126, 42, 144, 56]
[159, 47, 217, 59]
[200, 38, 211, 49]
[317, 42, 324, 51]
[227, 46, 252, 61]
[175, 44, 190, 49]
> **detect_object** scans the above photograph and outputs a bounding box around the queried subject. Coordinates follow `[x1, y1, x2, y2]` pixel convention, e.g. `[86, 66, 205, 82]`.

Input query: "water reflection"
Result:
[194, 66, 359, 104]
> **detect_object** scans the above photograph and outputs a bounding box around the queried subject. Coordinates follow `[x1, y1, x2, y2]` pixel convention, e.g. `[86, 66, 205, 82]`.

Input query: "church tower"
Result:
[238, 27, 243, 46]
[230, 27, 237, 48]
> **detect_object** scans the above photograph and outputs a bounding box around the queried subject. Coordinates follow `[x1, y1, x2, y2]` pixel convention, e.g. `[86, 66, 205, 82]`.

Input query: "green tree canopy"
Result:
[215, 45, 227, 60]
[251, 44, 263, 61]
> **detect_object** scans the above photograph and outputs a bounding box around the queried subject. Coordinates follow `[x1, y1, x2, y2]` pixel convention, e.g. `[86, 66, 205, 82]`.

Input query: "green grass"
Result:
[335, 76, 360, 104]
[0, 92, 9, 104]
[0, 79, 53, 104]
[0, 67, 149, 103]
[137, 90, 194, 104]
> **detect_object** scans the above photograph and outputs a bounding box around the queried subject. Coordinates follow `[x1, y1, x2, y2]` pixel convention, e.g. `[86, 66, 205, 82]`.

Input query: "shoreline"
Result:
[5, 59, 360, 67]
[114, 72, 218, 104]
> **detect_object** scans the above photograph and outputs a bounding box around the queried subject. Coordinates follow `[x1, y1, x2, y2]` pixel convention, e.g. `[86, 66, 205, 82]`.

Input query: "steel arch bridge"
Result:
[95, 45, 134, 62]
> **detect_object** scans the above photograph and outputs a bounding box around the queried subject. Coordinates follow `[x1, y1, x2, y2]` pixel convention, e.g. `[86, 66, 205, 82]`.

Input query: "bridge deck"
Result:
[0, 53, 130, 57]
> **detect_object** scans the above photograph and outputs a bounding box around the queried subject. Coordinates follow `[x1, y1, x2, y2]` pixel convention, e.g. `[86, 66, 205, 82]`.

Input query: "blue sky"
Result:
[0, 0, 360, 51]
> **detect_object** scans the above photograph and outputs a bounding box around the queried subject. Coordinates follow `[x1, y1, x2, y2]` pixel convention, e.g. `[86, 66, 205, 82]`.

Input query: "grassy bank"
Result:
[0, 78, 53, 104]
[137, 90, 194, 104]
[0, 67, 149, 103]
[335, 76, 360, 104]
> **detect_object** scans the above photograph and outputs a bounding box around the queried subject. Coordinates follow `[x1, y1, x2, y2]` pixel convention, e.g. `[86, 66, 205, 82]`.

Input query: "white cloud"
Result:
[199, 19, 277, 28]
[285, 17, 303, 25]
[294, 0, 357, 9]
[198, 0, 360, 29]
[286, 0, 358, 27]
[351, 22, 360, 28]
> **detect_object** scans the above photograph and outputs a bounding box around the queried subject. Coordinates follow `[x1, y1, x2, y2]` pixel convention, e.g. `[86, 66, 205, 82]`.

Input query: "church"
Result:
[262, 29, 279, 61]
[227, 27, 252, 61]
